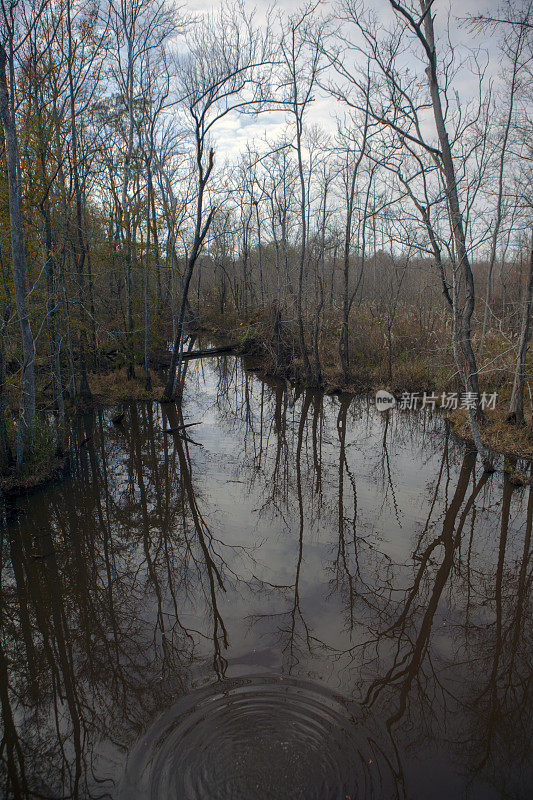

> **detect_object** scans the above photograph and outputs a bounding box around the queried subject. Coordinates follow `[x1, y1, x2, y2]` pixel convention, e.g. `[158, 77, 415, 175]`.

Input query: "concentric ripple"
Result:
[120, 675, 398, 799]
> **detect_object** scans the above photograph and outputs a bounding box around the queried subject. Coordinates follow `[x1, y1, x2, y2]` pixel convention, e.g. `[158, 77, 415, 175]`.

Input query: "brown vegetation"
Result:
[0, 0, 531, 482]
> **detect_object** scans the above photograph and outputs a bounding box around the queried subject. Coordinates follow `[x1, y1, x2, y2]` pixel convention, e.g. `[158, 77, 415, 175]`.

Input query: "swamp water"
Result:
[1, 353, 532, 799]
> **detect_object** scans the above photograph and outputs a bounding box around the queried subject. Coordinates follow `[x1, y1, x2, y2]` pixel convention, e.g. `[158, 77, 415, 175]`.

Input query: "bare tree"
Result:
[65, 0, 102, 403]
[279, 3, 325, 383]
[0, 0, 37, 469]
[476, 0, 532, 357]
[335, 101, 371, 375]
[329, 0, 493, 466]
[392, 0, 491, 465]
[163, 2, 271, 401]
[0, 242, 12, 470]
[136, 43, 171, 391]
[109, 0, 180, 379]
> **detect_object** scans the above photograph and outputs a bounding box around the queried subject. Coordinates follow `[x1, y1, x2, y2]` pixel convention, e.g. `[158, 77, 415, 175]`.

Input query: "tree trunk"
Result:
[0, 324, 11, 471]
[509, 232, 533, 424]
[163, 257, 195, 402]
[0, 244, 12, 471]
[0, 42, 36, 470]
[295, 118, 313, 383]
[66, 1, 91, 402]
[86, 239, 98, 369]
[340, 165, 357, 376]
[144, 168, 152, 392]
[42, 194, 66, 452]
[120, 39, 136, 380]
[162, 145, 214, 402]
[150, 184, 162, 310]
[420, 2, 481, 408]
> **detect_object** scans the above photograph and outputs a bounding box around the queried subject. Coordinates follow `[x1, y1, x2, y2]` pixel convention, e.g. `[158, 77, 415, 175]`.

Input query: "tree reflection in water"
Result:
[0, 353, 531, 798]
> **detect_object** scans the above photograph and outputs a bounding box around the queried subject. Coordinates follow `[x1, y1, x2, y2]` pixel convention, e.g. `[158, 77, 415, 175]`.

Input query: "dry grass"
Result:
[448, 408, 533, 461]
[201, 304, 474, 395]
[0, 454, 68, 495]
[88, 366, 164, 403]
[200, 301, 533, 461]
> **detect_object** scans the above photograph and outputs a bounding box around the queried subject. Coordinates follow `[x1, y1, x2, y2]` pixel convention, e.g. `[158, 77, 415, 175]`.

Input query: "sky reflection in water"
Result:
[1, 354, 532, 799]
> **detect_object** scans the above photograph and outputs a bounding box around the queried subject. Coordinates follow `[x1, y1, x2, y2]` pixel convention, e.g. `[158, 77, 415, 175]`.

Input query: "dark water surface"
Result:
[1, 354, 532, 799]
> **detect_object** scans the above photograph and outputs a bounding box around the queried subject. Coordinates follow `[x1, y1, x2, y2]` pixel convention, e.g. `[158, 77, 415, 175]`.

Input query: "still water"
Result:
[1, 354, 532, 799]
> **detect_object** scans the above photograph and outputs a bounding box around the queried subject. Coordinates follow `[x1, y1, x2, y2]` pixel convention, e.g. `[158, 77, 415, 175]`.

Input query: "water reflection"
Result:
[0, 354, 531, 798]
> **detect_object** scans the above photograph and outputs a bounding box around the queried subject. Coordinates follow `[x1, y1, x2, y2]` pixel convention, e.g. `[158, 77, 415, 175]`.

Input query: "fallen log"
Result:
[152, 344, 238, 367]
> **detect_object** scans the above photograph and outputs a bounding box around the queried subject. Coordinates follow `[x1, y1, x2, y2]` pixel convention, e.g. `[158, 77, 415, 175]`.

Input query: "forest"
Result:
[0, 0, 532, 479]
[2, 3, 533, 799]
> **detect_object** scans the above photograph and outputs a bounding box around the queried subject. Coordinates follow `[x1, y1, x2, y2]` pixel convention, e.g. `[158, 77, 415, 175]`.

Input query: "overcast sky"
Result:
[180, 0, 510, 161]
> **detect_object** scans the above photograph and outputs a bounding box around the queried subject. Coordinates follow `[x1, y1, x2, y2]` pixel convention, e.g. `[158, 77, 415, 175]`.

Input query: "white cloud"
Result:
[175, 0, 513, 162]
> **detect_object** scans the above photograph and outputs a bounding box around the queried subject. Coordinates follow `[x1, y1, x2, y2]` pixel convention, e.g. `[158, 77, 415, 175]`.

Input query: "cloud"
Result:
[177, 0, 511, 162]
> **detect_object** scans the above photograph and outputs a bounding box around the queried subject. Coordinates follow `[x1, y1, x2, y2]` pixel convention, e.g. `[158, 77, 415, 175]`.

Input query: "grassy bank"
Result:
[0, 416, 70, 497]
[2, 301, 531, 497]
[199, 300, 511, 391]
[197, 302, 533, 461]
[0, 367, 162, 496]
[88, 366, 165, 403]
[448, 408, 533, 462]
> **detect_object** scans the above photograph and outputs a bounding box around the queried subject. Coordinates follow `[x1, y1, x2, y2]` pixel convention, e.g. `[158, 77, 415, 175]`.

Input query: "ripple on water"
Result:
[119, 675, 398, 800]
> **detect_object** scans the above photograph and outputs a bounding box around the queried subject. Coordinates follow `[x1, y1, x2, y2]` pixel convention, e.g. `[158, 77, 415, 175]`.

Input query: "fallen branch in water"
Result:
[164, 422, 201, 433]
[179, 435, 203, 447]
[164, 423, 203, 447]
